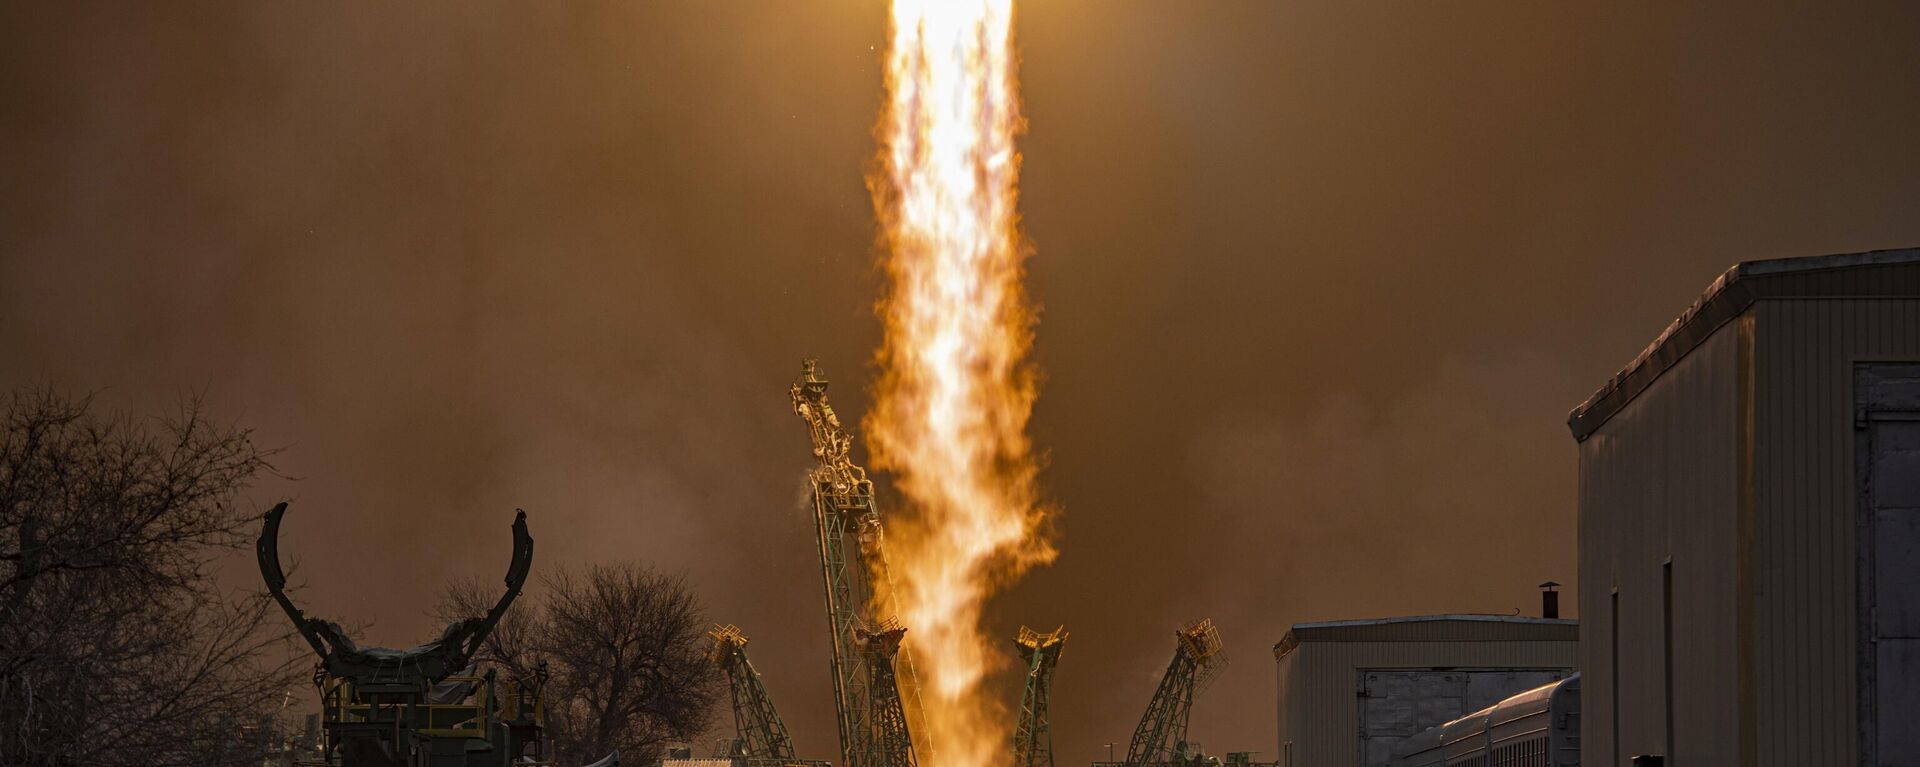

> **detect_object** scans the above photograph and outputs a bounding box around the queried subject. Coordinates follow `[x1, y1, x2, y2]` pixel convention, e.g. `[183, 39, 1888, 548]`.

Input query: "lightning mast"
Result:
[1124, 619, 1225, 767]
[1012, 626, 1067, 767]
[791, 359, 925, 767]
[709, 624, 797, 762]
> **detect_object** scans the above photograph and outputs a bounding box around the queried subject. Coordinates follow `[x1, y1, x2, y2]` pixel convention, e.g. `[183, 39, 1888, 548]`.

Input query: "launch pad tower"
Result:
[790, 359, 925, 767]
[1012, 626, 1067, 767]
[710, 624, 802, 764]
[1123, 619, 1225, 767]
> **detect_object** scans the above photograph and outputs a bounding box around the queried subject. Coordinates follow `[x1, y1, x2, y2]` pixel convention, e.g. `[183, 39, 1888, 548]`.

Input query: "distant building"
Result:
[1273, 614, 1576, 767]
[1568, 248, 1920, 764]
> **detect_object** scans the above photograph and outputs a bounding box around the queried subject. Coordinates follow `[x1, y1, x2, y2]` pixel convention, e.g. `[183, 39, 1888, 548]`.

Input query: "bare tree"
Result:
[437, 563, 720, 765]
[0, 387, 305, 767]
[434, 574, 544, 682]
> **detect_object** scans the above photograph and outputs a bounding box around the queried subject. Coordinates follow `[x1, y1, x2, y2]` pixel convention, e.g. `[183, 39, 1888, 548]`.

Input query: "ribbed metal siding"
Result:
[1751, 298, 1920, 766]
[1277, 648, 1297, 767]
[1275, 640, 1576, 767]
[1577, 318, 1744, 767]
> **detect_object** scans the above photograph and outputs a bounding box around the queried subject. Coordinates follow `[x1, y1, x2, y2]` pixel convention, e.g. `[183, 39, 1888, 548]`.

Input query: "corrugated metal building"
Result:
[1568, 248, 1920, 766]
[1273, 615, 1577, 767]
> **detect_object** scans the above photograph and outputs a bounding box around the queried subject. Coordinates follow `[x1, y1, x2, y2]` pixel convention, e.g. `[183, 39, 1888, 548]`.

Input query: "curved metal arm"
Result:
[256, 502, 330, 660]
[463, 509, 534, 659]
[258, 501, 533, 671]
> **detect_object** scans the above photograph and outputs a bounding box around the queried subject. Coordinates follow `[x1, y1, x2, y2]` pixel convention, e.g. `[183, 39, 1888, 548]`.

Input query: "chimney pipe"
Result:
[1539, 581, 1560, 619]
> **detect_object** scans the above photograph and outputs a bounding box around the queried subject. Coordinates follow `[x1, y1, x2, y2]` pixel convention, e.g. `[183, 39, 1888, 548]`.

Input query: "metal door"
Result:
[1858, 363, 1920, 766]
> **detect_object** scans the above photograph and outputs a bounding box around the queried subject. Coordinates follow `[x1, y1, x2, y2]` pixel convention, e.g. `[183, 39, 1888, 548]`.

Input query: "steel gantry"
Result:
[859, 620, 918, 767]
[1012, 626, 1067, 767]
[709, 624, 798, 762]
[790, 359, 926, 767]
[1124, 619, 1225, 767]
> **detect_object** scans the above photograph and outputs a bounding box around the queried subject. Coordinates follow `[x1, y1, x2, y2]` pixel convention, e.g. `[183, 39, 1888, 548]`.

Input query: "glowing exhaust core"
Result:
[867, 3, 1053, 767]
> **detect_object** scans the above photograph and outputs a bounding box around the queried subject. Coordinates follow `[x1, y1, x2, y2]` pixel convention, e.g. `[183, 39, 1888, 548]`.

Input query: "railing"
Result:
[317, 674, 552, 765]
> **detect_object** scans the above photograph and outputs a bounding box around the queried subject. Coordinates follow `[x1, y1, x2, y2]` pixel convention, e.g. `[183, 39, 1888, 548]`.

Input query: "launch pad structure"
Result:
[1117, 620, 1226, 767]
[1013, 626, 1068, 767]
[785, 363, 1271, 767]
[790, 359, 927, 767]
[257, 502, 550, 767]
[708, 623, 833, 767]
[710, 624, 798, 763]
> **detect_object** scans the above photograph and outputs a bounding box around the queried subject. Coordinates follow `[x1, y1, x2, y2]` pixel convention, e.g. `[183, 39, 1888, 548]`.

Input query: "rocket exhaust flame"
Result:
[867, 3, 1054, 767]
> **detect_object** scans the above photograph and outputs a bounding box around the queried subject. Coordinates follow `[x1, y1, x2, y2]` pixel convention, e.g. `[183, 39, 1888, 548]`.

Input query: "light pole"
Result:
[1106, 743, 1115, 764]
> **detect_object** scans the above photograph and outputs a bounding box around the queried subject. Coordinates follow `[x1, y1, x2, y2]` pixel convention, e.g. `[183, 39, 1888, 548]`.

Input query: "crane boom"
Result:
[791, 359, 926, 767]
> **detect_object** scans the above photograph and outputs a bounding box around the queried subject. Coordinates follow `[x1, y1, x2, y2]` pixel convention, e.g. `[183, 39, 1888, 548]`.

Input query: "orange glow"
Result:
[867, 3, 1054, 767]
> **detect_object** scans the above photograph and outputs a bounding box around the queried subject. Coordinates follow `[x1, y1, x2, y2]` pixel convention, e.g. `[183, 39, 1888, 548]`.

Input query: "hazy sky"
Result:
[5, 2, 1918, 762]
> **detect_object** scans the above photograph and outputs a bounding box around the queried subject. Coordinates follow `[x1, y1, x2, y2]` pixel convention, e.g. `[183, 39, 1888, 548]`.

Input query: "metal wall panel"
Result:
[1751, 299, 1920, 766]
[1274, 649, 1305, 767]
[1577, 318, 1744, 767]
[1274, 639, 1576, 767]
[1858, 366, 1920, 766]
[1573, 254, 1920, 766]
[1358, 671, 1465, 766]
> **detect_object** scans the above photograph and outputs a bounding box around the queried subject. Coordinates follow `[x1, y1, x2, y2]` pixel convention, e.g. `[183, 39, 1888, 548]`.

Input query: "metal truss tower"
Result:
[860, 621, 918, 767]
[1124, 619, 1225, 767]
[709, 624, 798, 761]
[1012, 626, 1067, 767]
[791, 359, 926, 767]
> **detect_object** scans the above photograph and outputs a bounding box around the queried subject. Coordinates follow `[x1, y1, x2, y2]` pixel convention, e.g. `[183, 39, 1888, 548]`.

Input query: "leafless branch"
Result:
[437, 562, 720, 765]
[0, 387, 301, 767]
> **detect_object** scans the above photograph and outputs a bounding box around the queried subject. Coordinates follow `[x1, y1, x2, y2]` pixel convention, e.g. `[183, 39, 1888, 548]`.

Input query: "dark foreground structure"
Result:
[1569, 248, 1920, 765]
[258, 502, 549, 767]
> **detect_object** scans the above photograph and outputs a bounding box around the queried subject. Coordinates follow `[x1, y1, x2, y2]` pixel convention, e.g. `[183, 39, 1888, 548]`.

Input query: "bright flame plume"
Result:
[867, 3, 1053, 767]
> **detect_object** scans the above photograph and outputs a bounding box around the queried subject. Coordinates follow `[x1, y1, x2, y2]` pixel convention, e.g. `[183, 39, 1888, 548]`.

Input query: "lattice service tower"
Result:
[709, 624, 799, 763]
[1012, 626, 1067, 767]
[790, 359, 926, 767]
[1124, 619, 1226, 767]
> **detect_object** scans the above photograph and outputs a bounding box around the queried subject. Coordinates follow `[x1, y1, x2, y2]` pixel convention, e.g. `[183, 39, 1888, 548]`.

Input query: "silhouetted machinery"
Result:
[1123, 619, 1225, 767]
[258, 502, 547, 767]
